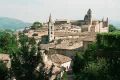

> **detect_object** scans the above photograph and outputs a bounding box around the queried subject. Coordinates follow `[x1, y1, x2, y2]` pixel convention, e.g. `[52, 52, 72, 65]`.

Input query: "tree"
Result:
[29, 37, 36, 45]
[11, 34, 40, 80]
[0, 61, 8, 80]
[62, 72, 68, 80]
[73, 53, 85, 74]
[73, 32, 120, 80]
[0, 31, 18, 54]
[109, 24, 117, 32]
[11, 34, 53, 80]
[31, 22, 42, 29]
[19, 33, 29, 46]
[80, 58, 108, 80]
[84, 43, 98, 61]
[0, 30, 53, 80]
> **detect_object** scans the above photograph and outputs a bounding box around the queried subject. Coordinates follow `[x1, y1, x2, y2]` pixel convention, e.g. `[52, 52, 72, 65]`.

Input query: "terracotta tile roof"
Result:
[40, 43, 55, 50]
[50, 54, 71, 64]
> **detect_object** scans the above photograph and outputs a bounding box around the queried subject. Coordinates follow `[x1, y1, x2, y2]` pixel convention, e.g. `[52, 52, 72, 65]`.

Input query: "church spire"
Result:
[106, 17, 108, 22]
[49, 13, 52, 23]
[102, 17, 104, 22]
[48, 13, 54, 42]
[106, 17, 109, 27]
[86, 9, 92, 24]
[87, 9, 92, 14]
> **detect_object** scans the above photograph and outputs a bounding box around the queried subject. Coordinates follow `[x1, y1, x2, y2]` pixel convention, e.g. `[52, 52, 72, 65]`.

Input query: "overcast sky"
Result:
[0, 0, 119, 23]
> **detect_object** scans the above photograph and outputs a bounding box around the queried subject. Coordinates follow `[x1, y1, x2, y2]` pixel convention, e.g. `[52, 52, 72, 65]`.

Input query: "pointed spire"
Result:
[87, 8, 92, 14]
[106, 17, 108, 27]
[102, 17, 104, 22]
[49, 13, 52, 22]
[106, 17, 108, 22]
[88, 8, 91, 12]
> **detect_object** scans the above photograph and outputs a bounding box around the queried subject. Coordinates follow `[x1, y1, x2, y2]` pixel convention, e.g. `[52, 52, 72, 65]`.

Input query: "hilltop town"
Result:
[0, 9, 111, 80]
[15, 9, 108, 80]
[1, 0, 120, 79]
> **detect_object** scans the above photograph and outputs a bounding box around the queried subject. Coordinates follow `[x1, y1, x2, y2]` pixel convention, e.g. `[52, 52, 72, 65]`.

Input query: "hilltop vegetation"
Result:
[0, 30, 18, 54]
[73, 32, 120, 80]
[31, 22, 43, 30]
[0, 30, 53, 80]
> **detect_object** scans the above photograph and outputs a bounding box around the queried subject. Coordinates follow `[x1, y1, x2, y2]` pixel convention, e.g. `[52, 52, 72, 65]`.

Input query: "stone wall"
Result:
[49, 48, 80, 58]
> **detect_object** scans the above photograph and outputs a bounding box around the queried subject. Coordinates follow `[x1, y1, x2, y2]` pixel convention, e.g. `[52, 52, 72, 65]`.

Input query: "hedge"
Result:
[97, 32, 120, 50]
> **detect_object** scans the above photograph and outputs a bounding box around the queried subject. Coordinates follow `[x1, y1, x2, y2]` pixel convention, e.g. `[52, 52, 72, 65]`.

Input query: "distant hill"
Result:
[0, 17, 32, 30]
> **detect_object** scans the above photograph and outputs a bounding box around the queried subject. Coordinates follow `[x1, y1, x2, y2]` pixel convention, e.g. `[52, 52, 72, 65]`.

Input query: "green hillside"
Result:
[0, 17, 31, 30]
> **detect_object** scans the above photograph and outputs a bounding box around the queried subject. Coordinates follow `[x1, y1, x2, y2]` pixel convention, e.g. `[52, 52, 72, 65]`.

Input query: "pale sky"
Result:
[0, 0, 120, 23]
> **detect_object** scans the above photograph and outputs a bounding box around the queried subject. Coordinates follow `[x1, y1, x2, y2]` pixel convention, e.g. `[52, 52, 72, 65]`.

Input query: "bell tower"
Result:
[48, 14, 54, 42]
[87, 9, 92, 24]
[84, 9, 92, 24]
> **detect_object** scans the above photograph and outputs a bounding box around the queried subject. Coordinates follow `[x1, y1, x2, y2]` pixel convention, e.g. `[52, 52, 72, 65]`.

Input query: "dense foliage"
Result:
[0, 30, 18, 54]
[0, 61, 8, 80]
[11, 33, 39, 80]
[62, 72, 68, 80]
[109, 24, 117, 32]
[0, 31, 52, 80]
[73, 53, 85, 74]
[31, 22, 42, 29]
[73, 32, 120, 80]
[97, 32, 120, 50]
[11, 33, 53, 80]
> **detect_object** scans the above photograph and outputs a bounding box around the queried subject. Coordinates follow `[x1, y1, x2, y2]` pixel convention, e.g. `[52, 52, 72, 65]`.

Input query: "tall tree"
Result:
[11, 33, 51, 80]
[0, 30, 18, 54]
[109, 24, 117, 32]
[31, 22, 42, 30]
[0, 61, 8, 80]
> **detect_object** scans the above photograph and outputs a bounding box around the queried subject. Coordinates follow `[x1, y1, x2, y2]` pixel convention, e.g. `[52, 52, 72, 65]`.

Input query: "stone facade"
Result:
[24, 9, 108, 45]
[52, 9, 108, 33]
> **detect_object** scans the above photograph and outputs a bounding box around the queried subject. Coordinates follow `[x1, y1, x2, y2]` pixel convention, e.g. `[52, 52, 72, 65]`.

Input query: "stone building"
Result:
[45, 9, 108, 50]
[36, 50, 72, 80]
[53, 9, 108, 33]
[23, 9, 108, 44]
[22, 9, 109, 80]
